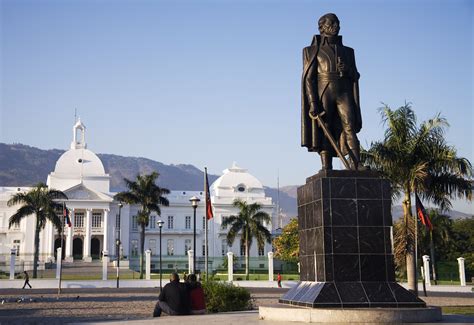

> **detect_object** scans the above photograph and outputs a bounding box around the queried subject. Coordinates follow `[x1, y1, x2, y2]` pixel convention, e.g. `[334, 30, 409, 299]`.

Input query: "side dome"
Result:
[211, 162, 265, 198]
[53, 148, 106, 176]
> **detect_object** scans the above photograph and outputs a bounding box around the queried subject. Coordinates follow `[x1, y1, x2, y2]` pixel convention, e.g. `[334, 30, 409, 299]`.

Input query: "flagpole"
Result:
[429, 229, 437, 285]
[204, 167, 209, 281]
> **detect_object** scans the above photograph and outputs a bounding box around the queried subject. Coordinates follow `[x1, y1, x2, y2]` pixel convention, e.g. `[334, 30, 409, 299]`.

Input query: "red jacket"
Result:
[190, 287, 206, 311]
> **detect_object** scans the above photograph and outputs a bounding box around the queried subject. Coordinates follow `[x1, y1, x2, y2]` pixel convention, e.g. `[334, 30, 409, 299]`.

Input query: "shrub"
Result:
[202, 281, 252, 313]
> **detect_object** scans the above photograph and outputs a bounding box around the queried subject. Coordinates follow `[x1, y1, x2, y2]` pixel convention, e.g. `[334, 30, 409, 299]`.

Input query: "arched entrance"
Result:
[91, 238, 101, 259]
[73, 237, 83, 260]
[54, 238, 66, 260]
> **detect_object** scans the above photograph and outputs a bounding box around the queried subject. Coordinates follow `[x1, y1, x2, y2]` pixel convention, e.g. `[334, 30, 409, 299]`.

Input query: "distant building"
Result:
[0, 120, 274, 271]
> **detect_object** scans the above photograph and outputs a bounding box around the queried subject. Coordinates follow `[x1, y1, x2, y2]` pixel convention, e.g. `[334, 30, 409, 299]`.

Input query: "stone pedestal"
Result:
[280, 170, 425, 308]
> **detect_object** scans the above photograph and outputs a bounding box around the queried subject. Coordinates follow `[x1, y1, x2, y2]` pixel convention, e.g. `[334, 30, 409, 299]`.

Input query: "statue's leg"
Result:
[337, 94, 360, 168]
[320, 87, 336, 170]
[320, 151, 333, 170]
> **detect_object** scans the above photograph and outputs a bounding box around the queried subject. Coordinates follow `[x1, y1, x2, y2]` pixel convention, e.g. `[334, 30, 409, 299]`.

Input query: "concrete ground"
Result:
[0, 287, 472, 324]
[1, 278, 472, 292]
[87, 311, 474, 325]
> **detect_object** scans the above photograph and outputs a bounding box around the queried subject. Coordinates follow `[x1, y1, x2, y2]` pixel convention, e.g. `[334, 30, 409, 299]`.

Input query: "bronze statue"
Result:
[301, 13, 362, 170]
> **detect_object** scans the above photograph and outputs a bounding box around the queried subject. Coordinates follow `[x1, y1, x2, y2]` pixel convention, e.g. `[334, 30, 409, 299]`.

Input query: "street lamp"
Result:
[189, 196, 200, 274]
[116, 202, 123, 289]
[157, 219, 165, 290]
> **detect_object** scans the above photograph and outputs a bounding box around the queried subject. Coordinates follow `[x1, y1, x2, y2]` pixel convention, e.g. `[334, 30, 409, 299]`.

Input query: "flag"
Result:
[415, 193, 433, 231]
[205, 168, 214, 220]
[63, 203, 72, 227]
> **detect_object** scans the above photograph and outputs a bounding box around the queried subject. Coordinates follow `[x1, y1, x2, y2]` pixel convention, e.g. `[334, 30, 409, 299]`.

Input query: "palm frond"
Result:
[8, 205, 35, 228]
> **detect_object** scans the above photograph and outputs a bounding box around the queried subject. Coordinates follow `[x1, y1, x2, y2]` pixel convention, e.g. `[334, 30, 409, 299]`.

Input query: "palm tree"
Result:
[222, 199, 272, 280]
[7, 183, 67, 278]
[362, 103, 472, 293]
[114, 172, 169, 279]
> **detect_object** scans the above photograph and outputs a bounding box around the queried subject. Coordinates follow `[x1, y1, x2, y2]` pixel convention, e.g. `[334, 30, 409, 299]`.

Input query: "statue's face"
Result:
[320, 17, 340, 36]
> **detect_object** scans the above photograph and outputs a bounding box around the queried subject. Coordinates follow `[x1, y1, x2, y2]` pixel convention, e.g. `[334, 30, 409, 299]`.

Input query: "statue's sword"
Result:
[310, 111, 352, 170]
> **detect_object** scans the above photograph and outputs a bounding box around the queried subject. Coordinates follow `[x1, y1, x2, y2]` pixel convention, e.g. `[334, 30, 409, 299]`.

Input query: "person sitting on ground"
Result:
[153, 272, 191, 317]
[186, 273, 206, 314]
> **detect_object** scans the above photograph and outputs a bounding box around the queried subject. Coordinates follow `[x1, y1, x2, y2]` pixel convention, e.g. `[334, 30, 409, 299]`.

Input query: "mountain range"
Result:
[0, 143, 298, 216]
[1, 143, 470, 222]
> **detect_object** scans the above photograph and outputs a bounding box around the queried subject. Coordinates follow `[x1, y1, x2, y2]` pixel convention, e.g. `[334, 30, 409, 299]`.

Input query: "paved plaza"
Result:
[0, 285, 472, 324]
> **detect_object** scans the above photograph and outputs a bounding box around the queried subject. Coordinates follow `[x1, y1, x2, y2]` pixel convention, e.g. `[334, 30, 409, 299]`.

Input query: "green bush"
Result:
[202, 281, 252, 313]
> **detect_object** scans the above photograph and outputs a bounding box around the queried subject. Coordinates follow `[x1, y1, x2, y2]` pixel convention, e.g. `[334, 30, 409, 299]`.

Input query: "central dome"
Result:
[211, 162, 265, 198]
[53, 148, 106, 176]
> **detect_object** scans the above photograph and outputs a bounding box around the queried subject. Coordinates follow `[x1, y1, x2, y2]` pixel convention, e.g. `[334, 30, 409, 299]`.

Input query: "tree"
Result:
[451, 217, 474, 279]
[114, 172, 169, 279]
[7, 183, 67, 278]
[362, 103, 472, 293]
[222, 199, 272, 280]
[418, 210, 453, 284]
[273, 218, 299, 263]
[394, 209, 454, 283]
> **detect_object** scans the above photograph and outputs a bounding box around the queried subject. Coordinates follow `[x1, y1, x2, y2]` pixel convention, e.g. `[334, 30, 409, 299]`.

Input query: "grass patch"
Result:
[442, 306, 474, 315]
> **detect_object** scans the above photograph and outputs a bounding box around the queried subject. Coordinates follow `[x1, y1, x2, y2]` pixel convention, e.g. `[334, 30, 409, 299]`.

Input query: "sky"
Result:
[1, 0, 473, 213]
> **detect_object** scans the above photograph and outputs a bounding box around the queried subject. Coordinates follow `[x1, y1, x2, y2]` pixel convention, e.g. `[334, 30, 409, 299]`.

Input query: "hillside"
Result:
[0, 143, 297, 215]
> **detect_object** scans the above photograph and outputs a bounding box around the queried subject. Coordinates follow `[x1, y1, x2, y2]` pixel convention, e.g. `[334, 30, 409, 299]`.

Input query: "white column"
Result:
[145, 249, 151, 280]
[103, 209, 109, 253]
[422, 255, 431, 287]
[10, 249, 16, 280]
[457, 257, 466, 286]
[65, 210, 74, 263]
[84, 209, 92, 262]
[47, 222, 54, 262]
[227, 252, 233, 282]
[56, 248, 62, 279]
[268, 251, 274, 282]
[102, 250, 109, 281]
[188, 250, 194, 274]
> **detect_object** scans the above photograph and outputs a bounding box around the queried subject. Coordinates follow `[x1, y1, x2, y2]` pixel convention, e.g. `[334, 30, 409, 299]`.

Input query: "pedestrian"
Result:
[277, 273, 282, 288]
[22, 271, 32, 289]
[153, 273, 190, 317]
[186, 274, 206, 314]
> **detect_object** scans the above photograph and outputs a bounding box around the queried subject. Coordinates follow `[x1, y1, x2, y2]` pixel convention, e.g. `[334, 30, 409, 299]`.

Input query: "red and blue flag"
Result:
[415, 193, 433, 231]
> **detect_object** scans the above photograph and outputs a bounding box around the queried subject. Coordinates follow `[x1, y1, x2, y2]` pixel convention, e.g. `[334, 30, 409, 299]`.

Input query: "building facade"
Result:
[0, 121, 275, 271]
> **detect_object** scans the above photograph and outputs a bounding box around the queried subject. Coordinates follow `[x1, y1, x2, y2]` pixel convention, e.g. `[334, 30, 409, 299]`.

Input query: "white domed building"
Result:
[209, 163, 275, 259]
[0, 120, 275, 273]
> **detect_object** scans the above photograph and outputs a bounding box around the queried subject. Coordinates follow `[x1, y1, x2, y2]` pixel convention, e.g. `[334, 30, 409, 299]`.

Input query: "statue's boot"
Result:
[320, 151, 333, 170]
[349, 146, 368, 170]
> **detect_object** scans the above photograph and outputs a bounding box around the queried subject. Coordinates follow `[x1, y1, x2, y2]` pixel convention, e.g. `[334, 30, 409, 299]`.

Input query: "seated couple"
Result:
[153, 272, 206, 317]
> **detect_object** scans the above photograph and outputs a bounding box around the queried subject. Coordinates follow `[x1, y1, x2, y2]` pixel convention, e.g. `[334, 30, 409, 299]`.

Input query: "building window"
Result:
[240, 244, 245, 256]
[150, 215, 156, 229]
[115, 213, 121, 230]
[202, 216, 206, 229]
[258, 246, 265, 256]
[149, 239, 156, 255]
[92, 213, 102, 228]
[132, 216, 138, 230]
[74, 212, 84, 228]
[168, 216, 174, 229]
[202, 243, 206, 256]
[221, 240, 227, 256]
[185, 239, 192, 255]
[167, 239, 174, 256]
[131, 240, 138, 257]
[185, 216, 191, 230]
[13, 240, 20, 256]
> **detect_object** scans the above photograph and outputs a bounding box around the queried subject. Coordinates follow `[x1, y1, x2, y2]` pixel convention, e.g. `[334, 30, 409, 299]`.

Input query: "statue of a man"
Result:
[301, 13, 362, 170]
